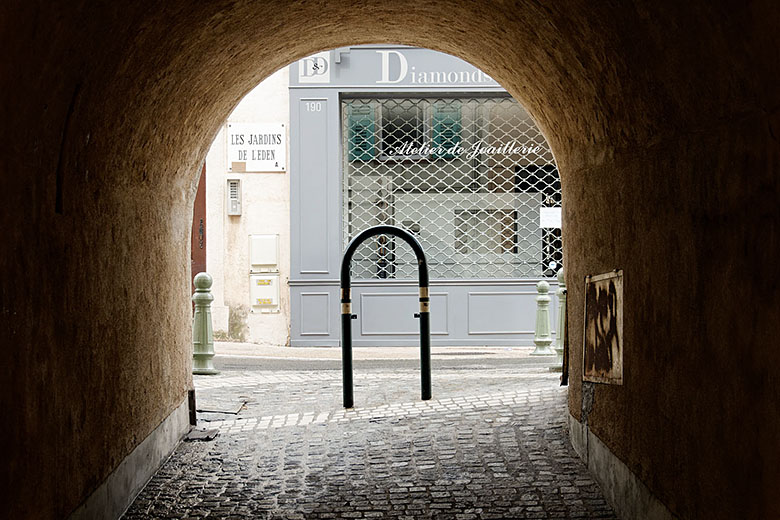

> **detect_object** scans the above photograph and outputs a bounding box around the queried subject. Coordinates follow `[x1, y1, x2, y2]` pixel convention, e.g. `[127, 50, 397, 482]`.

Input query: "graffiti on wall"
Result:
[583, 270, 623, 384]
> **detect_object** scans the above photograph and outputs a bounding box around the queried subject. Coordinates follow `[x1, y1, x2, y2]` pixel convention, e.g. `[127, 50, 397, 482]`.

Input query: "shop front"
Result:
[290, 46, 561, 346]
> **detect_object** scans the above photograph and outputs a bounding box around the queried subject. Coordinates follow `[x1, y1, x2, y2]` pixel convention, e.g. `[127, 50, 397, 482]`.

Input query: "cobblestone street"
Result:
[124, 351, 617, 519]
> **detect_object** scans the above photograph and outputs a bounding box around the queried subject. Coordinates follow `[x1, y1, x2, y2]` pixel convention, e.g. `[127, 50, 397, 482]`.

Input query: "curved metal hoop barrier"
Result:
[340, 225, 431, 408]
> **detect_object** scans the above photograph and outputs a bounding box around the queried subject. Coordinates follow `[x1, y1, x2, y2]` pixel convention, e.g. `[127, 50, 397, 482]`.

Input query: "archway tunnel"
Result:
[1, 1, 778, 518]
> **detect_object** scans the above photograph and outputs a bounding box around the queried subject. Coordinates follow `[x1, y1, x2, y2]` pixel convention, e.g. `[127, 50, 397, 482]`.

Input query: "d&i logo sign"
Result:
[298, 51, 330, 83]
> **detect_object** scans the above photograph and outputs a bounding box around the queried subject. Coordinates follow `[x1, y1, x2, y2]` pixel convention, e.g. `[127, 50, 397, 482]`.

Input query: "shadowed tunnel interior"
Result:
[1, 1, 778, 518]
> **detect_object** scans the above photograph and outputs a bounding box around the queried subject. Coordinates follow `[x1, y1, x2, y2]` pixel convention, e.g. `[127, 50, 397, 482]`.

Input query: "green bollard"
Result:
[550, 268, 567, 371]
[530, 280, 556, 356]
[192, 272, 219, 375]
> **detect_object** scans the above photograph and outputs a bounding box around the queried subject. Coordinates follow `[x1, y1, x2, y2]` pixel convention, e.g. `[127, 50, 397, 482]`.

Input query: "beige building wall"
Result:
[206, 67, 291, 346]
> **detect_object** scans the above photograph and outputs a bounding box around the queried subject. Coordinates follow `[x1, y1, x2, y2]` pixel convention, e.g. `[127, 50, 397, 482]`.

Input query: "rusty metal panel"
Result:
[583, 270, 623, 384]
[190, 163, 207, 295]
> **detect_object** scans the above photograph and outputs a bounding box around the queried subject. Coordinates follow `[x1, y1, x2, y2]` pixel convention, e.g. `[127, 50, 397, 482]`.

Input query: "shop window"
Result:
[454, 209, 518, 254]
[342, 96, 562, 280]
[347, 104, 375, 162]
[515, 164, 562, 276]
[380, 100, 424, 158]
[432, 101, 462, 158]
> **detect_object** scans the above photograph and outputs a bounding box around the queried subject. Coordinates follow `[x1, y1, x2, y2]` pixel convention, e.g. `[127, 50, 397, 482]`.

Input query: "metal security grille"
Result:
[342, 95, 562, 280]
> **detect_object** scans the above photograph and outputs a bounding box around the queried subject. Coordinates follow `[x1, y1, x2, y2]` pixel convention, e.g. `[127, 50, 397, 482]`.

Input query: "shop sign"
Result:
[298, 51, 331, 83]
[293, 47, 502, 89]
[376, 49, 496, 86]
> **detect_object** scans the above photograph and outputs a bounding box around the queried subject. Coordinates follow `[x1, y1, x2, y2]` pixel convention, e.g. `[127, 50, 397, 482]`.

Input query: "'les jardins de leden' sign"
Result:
[227, 123, 286, 173]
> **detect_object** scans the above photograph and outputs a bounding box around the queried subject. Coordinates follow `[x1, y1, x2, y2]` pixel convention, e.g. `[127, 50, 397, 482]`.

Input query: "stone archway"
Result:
[1, 2, 778, 519]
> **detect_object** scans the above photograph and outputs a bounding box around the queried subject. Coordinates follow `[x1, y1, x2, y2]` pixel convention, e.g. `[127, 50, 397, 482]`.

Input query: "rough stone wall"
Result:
[0, 1, 777, 518]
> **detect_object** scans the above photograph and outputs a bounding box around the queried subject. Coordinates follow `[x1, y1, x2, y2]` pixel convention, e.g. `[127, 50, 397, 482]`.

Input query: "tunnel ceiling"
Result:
[6, 1, 775, 195]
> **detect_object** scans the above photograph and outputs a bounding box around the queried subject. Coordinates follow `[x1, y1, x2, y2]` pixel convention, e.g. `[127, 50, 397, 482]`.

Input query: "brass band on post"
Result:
[419, 286, 430, 313]
[341, 288, 352, 314]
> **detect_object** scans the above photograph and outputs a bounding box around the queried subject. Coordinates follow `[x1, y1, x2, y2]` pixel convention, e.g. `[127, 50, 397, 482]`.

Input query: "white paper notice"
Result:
[539, 207, 562, 228]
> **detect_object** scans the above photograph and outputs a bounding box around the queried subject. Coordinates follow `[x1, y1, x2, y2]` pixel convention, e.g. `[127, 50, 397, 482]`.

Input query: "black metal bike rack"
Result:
[340, 225, 431, 408]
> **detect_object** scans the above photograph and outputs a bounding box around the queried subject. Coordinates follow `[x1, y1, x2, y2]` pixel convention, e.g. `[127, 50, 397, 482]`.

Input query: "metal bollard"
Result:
[340, 225, 431, 408]
[192, 272, 219, 375]
[551, 268, 567, 370]
[530, 280, 556, 356]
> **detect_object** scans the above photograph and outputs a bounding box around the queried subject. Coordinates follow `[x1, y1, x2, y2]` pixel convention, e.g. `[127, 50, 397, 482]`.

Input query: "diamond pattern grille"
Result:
[342, 96, 562, 280]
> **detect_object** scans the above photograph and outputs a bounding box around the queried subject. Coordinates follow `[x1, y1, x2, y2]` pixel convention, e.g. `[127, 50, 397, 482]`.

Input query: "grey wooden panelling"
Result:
[359, 292, 449, 335]
[300, 292, 330, 335]
[297, 98, 330, 274]
[467, 291, 537, 334]
[289, 283, 557, 346]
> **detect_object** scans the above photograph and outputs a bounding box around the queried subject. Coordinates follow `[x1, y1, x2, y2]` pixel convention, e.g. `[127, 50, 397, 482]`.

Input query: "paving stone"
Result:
[123, 363, 616, 519]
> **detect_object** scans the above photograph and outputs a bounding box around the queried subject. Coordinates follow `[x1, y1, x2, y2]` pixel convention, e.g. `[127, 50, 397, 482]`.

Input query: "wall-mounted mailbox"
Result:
[250, 234, 279, 272]
[250, 274, 280, 311]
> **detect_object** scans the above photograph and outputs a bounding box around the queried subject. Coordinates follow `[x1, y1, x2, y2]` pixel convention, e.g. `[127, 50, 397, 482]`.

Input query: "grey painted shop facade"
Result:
[289, 46, 561, 346]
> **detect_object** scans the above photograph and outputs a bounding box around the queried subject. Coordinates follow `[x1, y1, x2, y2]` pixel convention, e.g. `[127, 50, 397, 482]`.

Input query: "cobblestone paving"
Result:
[124, 363, 616, 519]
